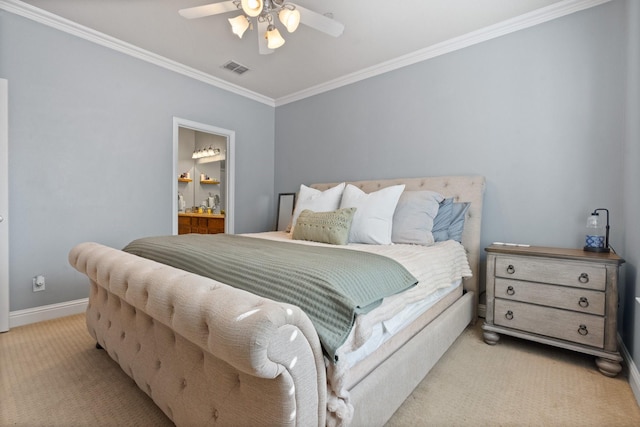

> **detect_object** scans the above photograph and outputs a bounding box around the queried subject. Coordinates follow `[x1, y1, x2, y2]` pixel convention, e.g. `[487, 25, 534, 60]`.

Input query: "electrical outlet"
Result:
[32, 275, 45, 292]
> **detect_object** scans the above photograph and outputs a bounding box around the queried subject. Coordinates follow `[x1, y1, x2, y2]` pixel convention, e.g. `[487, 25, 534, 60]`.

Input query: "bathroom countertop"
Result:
[178, 212, 225, 218]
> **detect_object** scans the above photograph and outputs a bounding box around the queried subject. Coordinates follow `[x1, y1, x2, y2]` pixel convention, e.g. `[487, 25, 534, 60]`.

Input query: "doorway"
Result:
[172, 118, 235, 235]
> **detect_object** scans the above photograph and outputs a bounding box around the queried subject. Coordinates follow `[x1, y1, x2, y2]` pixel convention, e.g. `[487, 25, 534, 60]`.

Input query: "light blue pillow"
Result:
[432, 198, 453, 241]
[448, 202, 470, 242]
[432, 198, 470, 242]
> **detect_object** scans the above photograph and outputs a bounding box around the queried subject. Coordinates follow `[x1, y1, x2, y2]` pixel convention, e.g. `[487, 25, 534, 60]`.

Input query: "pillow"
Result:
[448, 202, 470, 242]
[291, 208, 357, 245]
[391, 190, 444, 245]
[289, 183, 346, 233]
[432, 198, 454, 241]
[432, 198, 470, 242]
[339, 184, 405, 244]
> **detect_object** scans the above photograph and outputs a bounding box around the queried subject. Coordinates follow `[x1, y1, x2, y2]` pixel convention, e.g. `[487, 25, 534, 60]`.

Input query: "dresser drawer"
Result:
[495, 256, 606, 291]
[494, 299, 604, 348]
[495, 278, 605, 316]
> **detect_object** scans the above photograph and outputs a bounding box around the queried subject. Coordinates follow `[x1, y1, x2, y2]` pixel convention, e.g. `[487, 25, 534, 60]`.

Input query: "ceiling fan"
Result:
[179, 0, 345, 55]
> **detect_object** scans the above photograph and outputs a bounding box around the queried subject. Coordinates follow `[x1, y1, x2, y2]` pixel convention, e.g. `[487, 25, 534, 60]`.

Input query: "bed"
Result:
[68, 175, 485, 426]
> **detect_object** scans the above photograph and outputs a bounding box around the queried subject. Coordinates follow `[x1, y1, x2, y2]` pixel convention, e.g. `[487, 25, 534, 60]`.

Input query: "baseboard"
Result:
[9, 298, 88, 328]
[620, 334, 640, 408]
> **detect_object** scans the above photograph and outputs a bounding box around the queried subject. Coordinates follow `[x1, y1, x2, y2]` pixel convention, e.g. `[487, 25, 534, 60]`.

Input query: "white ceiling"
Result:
[11, 0, 607, 104]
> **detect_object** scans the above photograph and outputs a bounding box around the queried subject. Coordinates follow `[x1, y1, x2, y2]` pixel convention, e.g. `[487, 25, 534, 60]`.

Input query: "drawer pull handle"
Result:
[578, 324, 589, 336]
[578, 297, 589, 308]
[506, 286, 515, 296]
[578, 273, 589, 284]
[506, 265, 515, 274]
[505, 310, 514, 320]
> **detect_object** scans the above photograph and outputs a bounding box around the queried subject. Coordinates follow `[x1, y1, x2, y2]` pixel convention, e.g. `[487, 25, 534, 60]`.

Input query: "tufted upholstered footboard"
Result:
[69, 242, 327, 426]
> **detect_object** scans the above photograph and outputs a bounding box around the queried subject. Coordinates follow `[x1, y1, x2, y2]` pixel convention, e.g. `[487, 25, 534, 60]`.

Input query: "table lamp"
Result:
[584, 208, 610, 253]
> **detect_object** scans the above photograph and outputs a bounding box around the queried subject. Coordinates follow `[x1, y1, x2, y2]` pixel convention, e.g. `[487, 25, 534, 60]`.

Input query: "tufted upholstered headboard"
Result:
[311, 175, 486, 316]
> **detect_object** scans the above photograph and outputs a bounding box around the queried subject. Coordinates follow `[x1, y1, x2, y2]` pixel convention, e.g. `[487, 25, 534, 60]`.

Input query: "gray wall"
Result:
[275, 1, 637, 358]
[622, 0, 640, 366]
[0, 11, 275, 311]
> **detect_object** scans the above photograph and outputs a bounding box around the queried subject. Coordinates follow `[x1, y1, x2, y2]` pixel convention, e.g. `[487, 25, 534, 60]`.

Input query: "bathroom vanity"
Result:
[178, 213, 225, 235]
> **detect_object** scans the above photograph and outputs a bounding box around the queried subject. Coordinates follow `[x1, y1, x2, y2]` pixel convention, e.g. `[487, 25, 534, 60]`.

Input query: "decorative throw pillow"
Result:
[447, 202, 470, 242]
[432, 198, 454, 242]
[292, 208, 357, 245]
[391, 190, 444, 245]
[432, 198, 470, 242]
[289, 183, 346, 233]
[339, 184, 405, 244]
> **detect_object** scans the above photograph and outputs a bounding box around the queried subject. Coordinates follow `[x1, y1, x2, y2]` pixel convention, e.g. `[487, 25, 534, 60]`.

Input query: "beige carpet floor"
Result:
[1, 314, 639, 426]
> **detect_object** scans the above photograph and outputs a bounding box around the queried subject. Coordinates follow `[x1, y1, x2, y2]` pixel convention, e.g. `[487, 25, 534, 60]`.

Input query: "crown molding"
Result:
[274, 0, 612, 106]
[0, 0, 275, 107]
[1, 0, 610, 108]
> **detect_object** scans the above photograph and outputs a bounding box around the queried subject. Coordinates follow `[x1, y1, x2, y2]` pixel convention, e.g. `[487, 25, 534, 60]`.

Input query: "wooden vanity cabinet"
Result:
[178, 213, 225, 234]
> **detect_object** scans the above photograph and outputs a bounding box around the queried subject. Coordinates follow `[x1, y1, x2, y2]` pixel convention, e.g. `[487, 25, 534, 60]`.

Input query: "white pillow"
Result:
[290, 183, 346, 232]
[340, 184, 405, 244]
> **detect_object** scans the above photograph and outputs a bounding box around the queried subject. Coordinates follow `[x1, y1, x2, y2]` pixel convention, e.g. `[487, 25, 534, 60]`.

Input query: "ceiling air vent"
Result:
[222, 61, 249, 75]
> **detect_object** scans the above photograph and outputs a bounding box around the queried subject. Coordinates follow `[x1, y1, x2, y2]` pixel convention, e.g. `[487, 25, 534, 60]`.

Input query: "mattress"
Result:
[338, 280, 461, 368]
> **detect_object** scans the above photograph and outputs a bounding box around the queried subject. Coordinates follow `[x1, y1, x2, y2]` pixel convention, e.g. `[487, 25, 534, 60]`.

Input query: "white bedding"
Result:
[245, 231, 472, 424]
[244, 231, 472, 362]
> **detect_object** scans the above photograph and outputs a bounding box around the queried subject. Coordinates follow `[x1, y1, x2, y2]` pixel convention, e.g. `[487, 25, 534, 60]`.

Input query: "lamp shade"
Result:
[228, 15, 250, 38]
[278, 8, 300, 33]
[241, 0, 263, 17]
[266, 27, 285, 49]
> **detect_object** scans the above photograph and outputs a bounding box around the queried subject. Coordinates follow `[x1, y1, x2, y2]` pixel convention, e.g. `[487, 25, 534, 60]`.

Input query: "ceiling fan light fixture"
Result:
[228, 15, 250, 38]
[240, 0, 263, 17]
[265, 25, 285, 49]
[179, 1, 345, 54]
[278, 7, 300, 33]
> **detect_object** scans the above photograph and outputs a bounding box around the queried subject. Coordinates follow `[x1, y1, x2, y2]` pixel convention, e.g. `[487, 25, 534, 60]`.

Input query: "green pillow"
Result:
[292, 208, 357, 245]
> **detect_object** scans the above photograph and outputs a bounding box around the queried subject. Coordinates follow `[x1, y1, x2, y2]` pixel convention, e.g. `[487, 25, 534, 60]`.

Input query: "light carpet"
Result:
[1, 314, 639, 426]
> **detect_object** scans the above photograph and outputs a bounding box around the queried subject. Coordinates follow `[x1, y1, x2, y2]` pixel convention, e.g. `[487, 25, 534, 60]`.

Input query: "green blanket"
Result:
[123, 234, 417, 361]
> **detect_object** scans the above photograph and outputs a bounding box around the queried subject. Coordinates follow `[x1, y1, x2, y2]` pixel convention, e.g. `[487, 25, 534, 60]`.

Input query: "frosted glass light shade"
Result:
[228, 15, 250, 38]
[266, 27, 285, 49]
[241, 0, 263, 17]
[278, 8, 300, 32]
[584, 212, 607, 251]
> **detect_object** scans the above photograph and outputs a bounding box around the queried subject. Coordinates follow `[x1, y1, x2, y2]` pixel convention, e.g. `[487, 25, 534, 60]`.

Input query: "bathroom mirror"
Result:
[177, 127, 227, 213]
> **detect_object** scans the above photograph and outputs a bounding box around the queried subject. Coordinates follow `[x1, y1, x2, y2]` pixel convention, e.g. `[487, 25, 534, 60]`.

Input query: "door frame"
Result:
[1, 79, 9, 332]
[172, 117, 235, 235]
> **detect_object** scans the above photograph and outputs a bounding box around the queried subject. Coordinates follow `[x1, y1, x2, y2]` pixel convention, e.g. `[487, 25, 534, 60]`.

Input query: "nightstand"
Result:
[482, 244, 625, 376]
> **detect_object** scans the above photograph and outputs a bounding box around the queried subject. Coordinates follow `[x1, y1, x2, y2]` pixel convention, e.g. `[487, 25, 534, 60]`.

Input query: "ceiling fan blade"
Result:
[178, 1, 238, 19]
[257, 19, 274, 55]
[294, 5, 344, 37]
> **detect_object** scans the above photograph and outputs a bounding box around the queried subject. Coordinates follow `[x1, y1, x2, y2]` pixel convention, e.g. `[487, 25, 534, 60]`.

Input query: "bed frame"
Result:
[68, 175, 485, 427]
